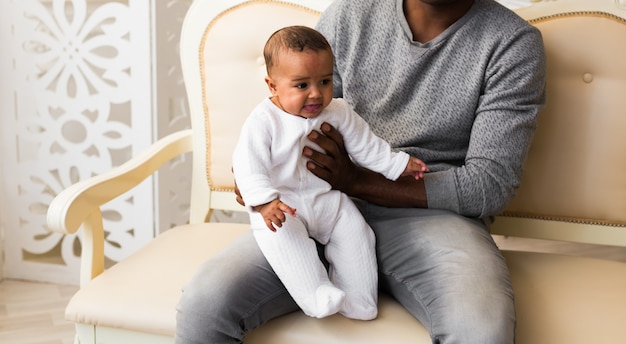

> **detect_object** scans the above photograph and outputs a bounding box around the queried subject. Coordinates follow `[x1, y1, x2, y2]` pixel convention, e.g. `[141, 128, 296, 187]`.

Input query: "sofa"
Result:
[46, 0, 626, 342]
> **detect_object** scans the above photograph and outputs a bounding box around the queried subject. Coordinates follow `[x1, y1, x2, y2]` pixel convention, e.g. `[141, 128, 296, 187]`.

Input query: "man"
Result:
[175, 0, 545, 342]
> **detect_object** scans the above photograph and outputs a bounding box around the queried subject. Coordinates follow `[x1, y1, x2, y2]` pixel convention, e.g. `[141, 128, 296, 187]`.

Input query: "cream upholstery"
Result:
[489, 3, 626, 342]
[501, 4, 626, 227]
[46, 0, 626, 343]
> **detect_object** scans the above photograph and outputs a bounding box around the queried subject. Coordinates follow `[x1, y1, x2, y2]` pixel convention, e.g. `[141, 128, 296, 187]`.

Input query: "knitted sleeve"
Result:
[317, 0, 546, 218]
[424, 24, 546, 217]
[330, 99, 409, 181]
[231, 111, 278, 210]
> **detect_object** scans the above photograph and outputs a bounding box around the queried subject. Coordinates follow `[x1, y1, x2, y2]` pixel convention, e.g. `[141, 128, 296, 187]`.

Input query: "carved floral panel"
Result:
[0, 0, 193, 284]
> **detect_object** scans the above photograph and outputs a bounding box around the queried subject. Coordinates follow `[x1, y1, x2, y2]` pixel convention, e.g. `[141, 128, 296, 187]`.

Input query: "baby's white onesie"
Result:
[233, 98, 409, 319]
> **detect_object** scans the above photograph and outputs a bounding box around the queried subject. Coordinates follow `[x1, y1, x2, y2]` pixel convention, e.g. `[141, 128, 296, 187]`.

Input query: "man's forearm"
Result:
[347, 167, 428, 209]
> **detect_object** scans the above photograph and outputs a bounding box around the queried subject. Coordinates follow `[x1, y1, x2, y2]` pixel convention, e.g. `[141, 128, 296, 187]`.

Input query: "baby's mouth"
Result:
[303, 104, 321, 113]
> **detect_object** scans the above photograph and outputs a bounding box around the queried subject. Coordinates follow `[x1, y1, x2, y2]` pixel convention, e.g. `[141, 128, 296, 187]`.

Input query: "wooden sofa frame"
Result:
[47, 0, 626, 343]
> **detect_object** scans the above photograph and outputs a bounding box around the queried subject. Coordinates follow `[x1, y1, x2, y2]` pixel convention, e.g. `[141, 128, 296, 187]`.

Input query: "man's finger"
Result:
[303, 146, 334, 170]
[306, 160, 331, 180]
[320, 122, 344, 145]
[307, 130, 338, 156]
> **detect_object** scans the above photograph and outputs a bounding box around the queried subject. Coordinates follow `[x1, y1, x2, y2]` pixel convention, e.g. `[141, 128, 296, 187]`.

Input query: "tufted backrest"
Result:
[182, 0, 626, 233]
[180, 0, 331, 221]
[494, 0, 626, 243]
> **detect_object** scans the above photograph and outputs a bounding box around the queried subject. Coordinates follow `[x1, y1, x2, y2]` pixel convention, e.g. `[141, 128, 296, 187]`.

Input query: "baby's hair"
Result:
[264, 25, 332, 75]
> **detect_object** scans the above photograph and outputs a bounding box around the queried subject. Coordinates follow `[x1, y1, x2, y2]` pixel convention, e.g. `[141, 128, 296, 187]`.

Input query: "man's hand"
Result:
[303, 122, 429, 208]
[253, 199, 297, 232]
[303, 122, 361, 195]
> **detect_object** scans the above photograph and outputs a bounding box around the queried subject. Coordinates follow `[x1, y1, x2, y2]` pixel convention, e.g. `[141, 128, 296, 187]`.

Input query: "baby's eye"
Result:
[296, 83, 308, 89]
[321, 79, 332, 86]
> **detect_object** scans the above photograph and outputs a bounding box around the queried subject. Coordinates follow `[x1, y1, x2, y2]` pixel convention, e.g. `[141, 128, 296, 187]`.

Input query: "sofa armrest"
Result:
[46, 129, 193, 285]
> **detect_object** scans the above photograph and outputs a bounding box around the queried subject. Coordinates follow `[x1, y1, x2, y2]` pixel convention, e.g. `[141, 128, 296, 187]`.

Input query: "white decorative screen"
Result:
[0, 0, 192, 285]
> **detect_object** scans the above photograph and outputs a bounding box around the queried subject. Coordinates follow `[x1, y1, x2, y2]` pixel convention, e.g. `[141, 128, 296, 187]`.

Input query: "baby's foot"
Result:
[301, 284, 345, 318]
[340, 294, 378, 320]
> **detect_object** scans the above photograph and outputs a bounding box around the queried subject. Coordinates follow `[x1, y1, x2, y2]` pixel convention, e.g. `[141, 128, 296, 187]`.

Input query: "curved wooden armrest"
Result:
[47, 129, 193, 235]
[46, 129, 193, 285]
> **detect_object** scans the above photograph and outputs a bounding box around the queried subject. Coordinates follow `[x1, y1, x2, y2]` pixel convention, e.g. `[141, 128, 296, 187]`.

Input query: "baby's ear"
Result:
[265, 76, 278, 95]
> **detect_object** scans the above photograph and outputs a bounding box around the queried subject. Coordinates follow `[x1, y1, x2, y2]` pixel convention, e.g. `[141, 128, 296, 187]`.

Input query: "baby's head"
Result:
[263, 26, 334, 118]
[264, 26, 332, 75]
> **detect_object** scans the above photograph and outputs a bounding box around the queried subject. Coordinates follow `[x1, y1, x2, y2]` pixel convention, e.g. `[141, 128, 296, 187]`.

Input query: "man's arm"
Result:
[304, 122, 427, 209]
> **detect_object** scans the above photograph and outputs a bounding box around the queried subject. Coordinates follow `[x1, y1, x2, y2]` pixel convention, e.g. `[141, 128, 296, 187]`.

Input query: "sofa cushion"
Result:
[504, 250, 626, 344]
[246, 251, 626, 344]
[65, 223, 626, 343]
[65, 223, 250, 336]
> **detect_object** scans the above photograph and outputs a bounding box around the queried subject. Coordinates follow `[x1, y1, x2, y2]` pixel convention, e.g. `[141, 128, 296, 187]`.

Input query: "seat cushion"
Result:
[246, 293, 430, 343]
[66, 220, 430, 342]
[66, 224, 626, 343]
[248, 251, 626, 344]
[503, 250, 626, 344]
[65, 222, 251, 336]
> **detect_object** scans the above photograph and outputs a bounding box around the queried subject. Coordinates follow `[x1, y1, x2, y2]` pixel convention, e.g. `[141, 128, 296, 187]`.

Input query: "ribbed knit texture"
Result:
[317, 0, 546, 217]
[233, 97, 410, 210]
[232, 98, 408, 319]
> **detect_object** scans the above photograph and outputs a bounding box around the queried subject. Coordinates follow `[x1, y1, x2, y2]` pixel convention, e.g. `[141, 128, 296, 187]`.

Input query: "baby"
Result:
[232, 26, 427, 320]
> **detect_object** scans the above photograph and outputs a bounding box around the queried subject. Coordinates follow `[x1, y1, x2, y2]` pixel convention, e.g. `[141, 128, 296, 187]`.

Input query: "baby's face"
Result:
[265, 49, 334, 118]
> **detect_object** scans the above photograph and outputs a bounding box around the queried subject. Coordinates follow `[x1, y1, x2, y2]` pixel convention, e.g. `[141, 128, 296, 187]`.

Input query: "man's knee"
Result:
[176, 266, 244, 343]
[432, 293, 515, 344]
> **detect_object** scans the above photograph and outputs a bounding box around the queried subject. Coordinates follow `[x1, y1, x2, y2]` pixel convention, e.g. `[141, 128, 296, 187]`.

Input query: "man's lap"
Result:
[178, 205, 514, 343]
[360, 203, 515, 342]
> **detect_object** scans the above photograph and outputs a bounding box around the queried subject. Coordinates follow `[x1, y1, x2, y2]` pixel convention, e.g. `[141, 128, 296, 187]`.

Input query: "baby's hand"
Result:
[253, 199, 297, 232]
[401, 156, 429, 180]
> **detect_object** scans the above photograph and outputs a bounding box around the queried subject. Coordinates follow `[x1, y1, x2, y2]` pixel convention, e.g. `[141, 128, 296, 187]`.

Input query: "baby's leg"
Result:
[252, 214, 345, 318]
[325, 195, 378, 320]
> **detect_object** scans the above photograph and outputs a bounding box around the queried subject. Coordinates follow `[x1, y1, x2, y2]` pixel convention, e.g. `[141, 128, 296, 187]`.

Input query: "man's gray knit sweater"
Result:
[316, 0, 546, 218]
